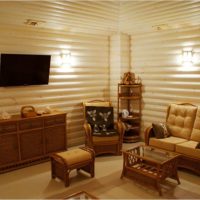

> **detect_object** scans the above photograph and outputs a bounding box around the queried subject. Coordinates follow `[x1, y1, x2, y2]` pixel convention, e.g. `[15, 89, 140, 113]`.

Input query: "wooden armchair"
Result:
[83, 100, 125, 156]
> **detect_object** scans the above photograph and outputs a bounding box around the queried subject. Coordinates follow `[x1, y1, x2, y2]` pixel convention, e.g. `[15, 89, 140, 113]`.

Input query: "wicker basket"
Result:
[21, 106, 37, 118]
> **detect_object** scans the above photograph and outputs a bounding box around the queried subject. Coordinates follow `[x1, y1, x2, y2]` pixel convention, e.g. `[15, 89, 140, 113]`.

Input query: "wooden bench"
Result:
[50, 147, 95, 187]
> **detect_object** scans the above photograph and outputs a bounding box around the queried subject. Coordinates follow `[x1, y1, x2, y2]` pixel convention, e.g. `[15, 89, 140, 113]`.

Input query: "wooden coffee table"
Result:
[121, 145, 180, 196]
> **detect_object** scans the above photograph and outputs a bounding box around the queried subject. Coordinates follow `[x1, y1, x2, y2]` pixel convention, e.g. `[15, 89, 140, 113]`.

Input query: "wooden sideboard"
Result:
[0, 112, 67, 173]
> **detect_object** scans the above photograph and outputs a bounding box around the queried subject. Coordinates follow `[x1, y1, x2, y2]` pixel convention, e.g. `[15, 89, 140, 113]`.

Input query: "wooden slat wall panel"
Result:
[110, 34, 121, 115]
[0, 26, 109, 147]
[1, 0, 200, 146]
[110, 33, 130, 119]
[130, 26, 200, 139]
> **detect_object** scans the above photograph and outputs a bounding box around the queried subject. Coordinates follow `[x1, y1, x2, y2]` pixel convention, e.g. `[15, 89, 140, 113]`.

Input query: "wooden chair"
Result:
[83, 100, 125, 156]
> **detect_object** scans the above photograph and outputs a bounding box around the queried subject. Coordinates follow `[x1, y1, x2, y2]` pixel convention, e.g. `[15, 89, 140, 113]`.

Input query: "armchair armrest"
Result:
[144, 126, 155, 145]
[115, 120, 125, 140]
[83, 122, 93, 146]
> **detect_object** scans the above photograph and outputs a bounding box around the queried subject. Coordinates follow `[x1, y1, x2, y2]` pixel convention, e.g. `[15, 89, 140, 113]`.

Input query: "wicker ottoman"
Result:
[50, 147, 95, 187]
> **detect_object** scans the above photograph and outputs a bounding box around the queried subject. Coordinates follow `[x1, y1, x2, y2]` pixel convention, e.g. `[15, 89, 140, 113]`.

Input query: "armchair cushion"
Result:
[93, 135, 119, 144]
[85, 106, 115, 136]
[93, 129, 117, 137]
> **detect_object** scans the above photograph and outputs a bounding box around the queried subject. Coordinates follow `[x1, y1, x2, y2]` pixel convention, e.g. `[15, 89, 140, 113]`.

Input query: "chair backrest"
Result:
[83, 100, 114, 129]
[83, 100, 111, 107]
[83, 100, 111, 120]
[166, 103, 197, 139]
[191, 106, 200, 142]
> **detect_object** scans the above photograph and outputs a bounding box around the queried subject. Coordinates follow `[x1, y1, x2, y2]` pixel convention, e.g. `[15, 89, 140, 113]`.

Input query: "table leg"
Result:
[121, 153, 126, 179]
[155, 180, 162, 196]
[174, 170, 180, 184]
[120, 168, 124, 179]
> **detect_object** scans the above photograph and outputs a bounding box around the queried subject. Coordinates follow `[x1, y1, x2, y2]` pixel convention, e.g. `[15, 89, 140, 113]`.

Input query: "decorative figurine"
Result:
[121, 72, 135, 85]
[121, 72, 141, 85]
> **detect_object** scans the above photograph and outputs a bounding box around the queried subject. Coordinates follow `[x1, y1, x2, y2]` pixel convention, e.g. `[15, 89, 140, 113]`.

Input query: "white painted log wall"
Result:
[130, 26, 200, 139]
[0, 26, 109, 147]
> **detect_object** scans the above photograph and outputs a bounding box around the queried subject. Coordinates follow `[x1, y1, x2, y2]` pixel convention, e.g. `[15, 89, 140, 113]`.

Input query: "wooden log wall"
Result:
[131, 26, 200, 138]
[0, 25, 109, 147]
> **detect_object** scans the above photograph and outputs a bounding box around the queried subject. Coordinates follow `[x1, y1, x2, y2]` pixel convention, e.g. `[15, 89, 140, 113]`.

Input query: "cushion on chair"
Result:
[93, 135, 119, 144]
[191, 129, 200, 142]
[152, 123, 170, 139]
[166, 104, 197, 139]
[85, 106, 115, 136]
[149, 136, 188, 151]
[176, 141, 200, 159]
[190, 108, 200, 142]
[56, 149, 92, 165]
[85, 106, 99, 125]
[84, 101, 110, 107]
[98, 107, 114, 128]
[93, 129, 118, 137]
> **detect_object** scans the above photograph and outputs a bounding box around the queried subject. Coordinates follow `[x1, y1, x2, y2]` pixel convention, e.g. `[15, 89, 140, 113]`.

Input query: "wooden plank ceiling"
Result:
[120, 1, 200, 34]
[0, 1, 200, 35]
[0, 1, 119, 35]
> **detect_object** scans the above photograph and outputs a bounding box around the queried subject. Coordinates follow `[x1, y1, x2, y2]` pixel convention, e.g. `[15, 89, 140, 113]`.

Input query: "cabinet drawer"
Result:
[19, 119, 43, 130]
[0, 122, 17, 134]
[44, 114, 66, 127]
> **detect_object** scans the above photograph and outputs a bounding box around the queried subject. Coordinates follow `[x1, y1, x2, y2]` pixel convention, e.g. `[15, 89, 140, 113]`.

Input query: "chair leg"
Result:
[51, 158, 56, 179]
[64, 171, 70, 187]
[90, 161, 95, 177]
[155, 181, 162, 196]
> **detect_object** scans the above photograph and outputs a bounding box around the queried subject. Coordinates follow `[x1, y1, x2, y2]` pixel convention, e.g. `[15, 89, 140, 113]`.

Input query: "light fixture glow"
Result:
[182, 50, 193, 63]
[180, 49, 195, 71]
[61, 52, 71, 66]
[178, 48, 199, 71]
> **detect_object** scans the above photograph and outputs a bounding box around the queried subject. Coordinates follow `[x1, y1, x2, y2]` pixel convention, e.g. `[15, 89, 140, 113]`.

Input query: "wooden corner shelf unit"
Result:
[117, 83, 142, 143]
[0, 112, 67, 173]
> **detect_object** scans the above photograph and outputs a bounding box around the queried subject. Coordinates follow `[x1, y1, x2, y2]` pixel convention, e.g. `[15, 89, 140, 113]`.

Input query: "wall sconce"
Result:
[61, 52, 71, 66]
[178, 48, 199, 71]
[180, 49, 194, 71]
[182, 49, 193, 64]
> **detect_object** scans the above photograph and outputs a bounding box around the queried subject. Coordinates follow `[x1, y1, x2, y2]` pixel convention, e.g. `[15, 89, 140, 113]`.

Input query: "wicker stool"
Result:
[50, 147, 95, 187]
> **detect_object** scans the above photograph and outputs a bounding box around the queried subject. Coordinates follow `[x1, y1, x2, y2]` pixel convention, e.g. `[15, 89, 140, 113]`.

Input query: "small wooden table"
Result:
[121, 145, 180, 196]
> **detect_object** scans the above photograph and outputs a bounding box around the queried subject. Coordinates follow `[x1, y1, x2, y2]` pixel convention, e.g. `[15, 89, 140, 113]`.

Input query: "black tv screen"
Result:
[0, 54, 51, 86]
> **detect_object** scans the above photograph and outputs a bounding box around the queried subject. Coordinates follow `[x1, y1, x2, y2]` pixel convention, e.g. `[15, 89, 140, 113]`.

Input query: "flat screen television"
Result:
[0, 53, 51, 87]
